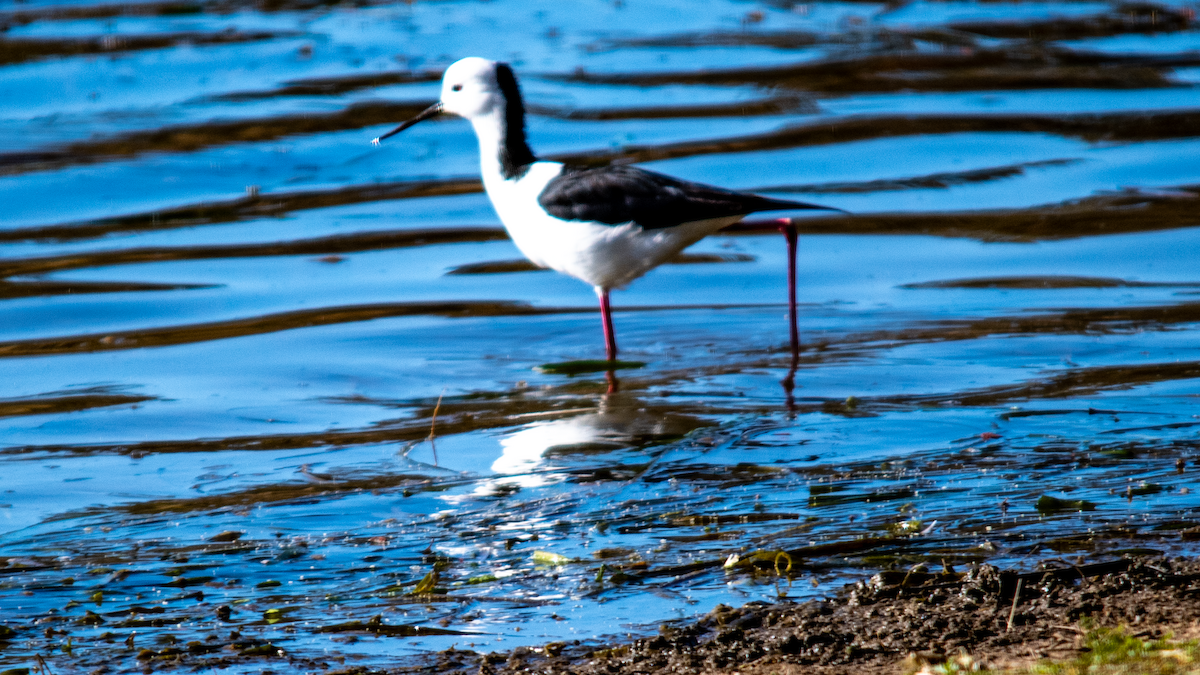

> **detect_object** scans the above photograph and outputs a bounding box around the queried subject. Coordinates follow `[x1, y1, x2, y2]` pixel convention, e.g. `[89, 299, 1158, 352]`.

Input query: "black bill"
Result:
[371, 101, 444, 145]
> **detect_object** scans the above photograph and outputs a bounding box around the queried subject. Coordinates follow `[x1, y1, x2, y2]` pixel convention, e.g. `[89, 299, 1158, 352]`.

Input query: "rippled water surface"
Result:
[2, 0, 1200, 671]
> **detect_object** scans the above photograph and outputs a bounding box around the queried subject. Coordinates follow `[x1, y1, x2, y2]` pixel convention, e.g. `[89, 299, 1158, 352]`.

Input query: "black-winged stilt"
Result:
[373, 57, 841, 376]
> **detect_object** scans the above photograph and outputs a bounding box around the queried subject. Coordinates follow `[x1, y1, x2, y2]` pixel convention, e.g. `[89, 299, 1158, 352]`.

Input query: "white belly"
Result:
[483, 162, 743, 290]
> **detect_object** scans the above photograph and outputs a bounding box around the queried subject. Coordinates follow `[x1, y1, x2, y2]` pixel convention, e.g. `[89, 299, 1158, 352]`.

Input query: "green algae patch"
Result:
[933, 626, 1200, 675]
[532, 550, 574, 566]
[1128, 482, 1165, 497]
[1037, 495, 1098, 514]
[314, 614, 468, 637]
[1050, 626, 1199, 675]
[409, 570, 440, 595]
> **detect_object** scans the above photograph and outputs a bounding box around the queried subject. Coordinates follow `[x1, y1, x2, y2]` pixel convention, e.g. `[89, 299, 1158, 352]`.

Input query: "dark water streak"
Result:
[2, 0, 1200, 672]
[0, 30, 296, 66]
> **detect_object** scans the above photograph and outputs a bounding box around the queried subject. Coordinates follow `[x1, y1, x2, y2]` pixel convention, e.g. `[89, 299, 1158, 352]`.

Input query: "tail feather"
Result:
[750, 194, 848, 214]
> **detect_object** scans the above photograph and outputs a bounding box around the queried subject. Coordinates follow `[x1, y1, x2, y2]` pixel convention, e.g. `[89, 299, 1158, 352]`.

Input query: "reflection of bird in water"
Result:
[473, 394, 706, 495]
[372, 57, 843, 395]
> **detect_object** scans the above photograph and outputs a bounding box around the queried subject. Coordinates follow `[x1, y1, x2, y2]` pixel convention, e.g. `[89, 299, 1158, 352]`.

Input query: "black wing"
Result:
[537, 164, 835, 230]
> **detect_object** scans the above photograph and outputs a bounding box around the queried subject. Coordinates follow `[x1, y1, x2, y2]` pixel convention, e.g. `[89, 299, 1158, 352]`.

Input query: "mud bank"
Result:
[406, 557, 1200, 675]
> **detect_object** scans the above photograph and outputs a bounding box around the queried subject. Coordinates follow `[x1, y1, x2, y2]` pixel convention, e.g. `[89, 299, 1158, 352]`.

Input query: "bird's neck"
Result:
[470, 100, 536, 182]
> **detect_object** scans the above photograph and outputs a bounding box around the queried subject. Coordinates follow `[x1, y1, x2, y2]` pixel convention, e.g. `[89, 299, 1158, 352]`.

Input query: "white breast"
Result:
[482, 161, 742, 290]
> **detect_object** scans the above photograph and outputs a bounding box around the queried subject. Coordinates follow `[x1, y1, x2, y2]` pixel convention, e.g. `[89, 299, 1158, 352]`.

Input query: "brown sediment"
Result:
[328, 388, 709, 432]
[9, 172, 1200, 252]
[0, 386, 669, 459]
[750, 187, 1200, 243]
[5, 298, 1200, 459]
[0, 30, 295, 66]
[213, 80, 814, 114]
[668, 512, 800, 527]
[6, 99, 1200, 193]
[0, 287, 1194, 382]
[7, 92, 1200, 182]
[315, 616, 470, 637]
[8, 0, 1153, 29]
[0, 301, 791, 360]
[836, 300, 1200, 350]
[550, 48, 1192, 93]
[880, 359, 1200, 407]
[0, 226, 508, 278]
[587, 25, 975, 54]
[949, 3, 1194, 40]
[66, 98, 434, 154]
[666, 252, 757, 264]
[578, 537, 899, 585]
[0, 99, 437, 177]
[586, 3, 1195, 53]
[0, 0, 399, 24]
[445, 253, 754, 275]
[0, 179, 483, 243]
[756, 303, 1200, 410]
[556, 111, 1200, 169]
[636, 299, 1200, 413]
[421, 558, 1200, 675]
[0, 300, 549, 358]
[807, 488, 916, 508]
[0, 0, 214, 23]
[666, 299, 1200, 410]
[110, 473, 434, 514]
[753, 159, 1078, 194]
[530, 95, 819, 120]
[900, 275, 1200, 289]
[209, 70, 442, 101]
[0, 366, 731, 460]
[0, 279, 212, 299]
[0, 392, 154, 418]
[446, 259, 547, 275]
[584, 30, 823, 52]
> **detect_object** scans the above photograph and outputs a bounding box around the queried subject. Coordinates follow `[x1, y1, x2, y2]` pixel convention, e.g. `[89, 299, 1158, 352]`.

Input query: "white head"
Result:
[371, 57, 536, 178]
[371, 57, 521, 144]
[438, 57, 505, 119]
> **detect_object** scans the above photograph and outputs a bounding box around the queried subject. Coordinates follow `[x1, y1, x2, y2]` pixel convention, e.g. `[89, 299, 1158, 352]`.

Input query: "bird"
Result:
[372, 57, 841, 372]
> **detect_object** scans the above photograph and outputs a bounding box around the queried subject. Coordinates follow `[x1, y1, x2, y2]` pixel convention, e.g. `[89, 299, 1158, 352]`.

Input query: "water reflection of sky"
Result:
[2, 0, 1200, 669]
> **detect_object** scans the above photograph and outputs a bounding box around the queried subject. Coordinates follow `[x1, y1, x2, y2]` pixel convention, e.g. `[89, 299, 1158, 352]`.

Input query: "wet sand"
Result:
[412, 557, 1200, 675]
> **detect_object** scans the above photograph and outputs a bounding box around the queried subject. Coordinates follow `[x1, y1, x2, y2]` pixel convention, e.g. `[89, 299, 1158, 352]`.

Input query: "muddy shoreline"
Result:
[395, 556, 1200, 675]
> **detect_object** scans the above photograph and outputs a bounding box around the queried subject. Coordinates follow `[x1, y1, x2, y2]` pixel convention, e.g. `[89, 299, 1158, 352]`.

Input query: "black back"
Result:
[538, 164, 831, 230]
[494, 63, 537, 179]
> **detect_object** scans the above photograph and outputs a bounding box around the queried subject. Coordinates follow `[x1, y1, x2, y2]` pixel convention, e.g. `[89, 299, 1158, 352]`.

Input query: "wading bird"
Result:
[373, 57, 840, 379]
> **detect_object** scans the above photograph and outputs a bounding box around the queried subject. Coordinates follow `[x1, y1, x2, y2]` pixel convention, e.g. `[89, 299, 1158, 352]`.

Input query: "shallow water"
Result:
[2, 0, 1200, 671]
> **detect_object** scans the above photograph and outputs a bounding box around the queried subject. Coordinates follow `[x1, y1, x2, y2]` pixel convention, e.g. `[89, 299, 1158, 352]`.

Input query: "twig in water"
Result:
[299, 464, 336, 484]
[1073, 565, 1088, 590]
[1006, 578, 1024, 633]
[428, 388, 446, 467]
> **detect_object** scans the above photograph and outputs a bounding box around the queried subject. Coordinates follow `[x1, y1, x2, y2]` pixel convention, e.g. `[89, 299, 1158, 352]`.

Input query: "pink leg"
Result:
[782, 221, 799, 368]
[598, 287, 618, 362]
[776, 219, 799, 402]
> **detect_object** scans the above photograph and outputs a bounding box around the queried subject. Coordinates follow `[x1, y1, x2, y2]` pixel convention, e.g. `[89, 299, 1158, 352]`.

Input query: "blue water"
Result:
[1, 0, 1199, 671]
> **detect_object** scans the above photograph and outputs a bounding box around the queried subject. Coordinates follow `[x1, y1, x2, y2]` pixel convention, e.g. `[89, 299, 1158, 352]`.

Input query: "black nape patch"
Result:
[494, 62, 537, 179]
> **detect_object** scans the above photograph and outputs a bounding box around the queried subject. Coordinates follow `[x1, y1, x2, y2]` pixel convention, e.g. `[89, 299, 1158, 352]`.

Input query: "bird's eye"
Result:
[451, 84, 463, 92]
